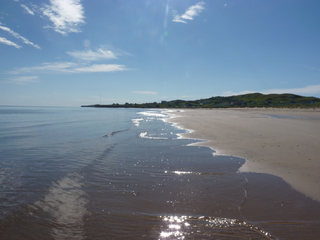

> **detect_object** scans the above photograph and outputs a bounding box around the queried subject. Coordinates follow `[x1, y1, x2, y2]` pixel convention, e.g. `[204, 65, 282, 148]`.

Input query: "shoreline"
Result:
[166, 108, 320, 202]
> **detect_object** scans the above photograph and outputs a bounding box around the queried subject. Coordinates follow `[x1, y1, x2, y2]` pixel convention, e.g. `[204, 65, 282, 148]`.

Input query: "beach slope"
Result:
[167, 108, 320, 202]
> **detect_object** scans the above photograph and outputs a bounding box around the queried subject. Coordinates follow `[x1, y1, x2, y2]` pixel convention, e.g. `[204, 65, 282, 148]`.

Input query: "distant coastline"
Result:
[81, 93, 320, 109]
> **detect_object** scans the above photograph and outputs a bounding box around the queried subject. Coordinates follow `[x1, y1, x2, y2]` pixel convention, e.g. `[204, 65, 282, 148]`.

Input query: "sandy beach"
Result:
[167, 108, 320, 202]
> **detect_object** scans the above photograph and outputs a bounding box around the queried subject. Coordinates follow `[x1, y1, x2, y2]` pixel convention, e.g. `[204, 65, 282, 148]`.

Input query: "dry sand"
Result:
[167, 108, 320, 202]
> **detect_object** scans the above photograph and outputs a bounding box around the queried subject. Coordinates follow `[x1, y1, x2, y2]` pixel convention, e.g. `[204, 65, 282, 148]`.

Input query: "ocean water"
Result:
[1, 106, 320, 239]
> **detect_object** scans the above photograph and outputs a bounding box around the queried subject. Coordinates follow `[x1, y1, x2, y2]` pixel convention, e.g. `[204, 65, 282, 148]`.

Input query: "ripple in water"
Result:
[158, 215, 275, 239]
[33, 173, 89, 240]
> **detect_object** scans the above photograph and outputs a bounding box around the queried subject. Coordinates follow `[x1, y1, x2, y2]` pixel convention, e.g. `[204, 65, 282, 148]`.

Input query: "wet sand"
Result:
[167, 108, 320, 202]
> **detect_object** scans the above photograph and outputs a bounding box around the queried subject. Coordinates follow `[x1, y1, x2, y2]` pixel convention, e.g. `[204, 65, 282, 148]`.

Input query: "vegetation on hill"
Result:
[82, 93, 320, 109]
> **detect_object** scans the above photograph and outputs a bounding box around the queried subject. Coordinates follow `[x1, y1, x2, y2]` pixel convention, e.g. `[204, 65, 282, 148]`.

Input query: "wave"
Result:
[103, 129, 130, 138]
[2, 121, 80, 134]
[132, 118, 143, 127]
[139, 131, 169, 140]
[137, 110, 168, 118]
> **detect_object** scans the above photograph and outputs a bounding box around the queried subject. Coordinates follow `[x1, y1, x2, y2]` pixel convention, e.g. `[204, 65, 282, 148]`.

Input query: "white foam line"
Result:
[132, 118, 143, 127]
[139, 131, 168, 140]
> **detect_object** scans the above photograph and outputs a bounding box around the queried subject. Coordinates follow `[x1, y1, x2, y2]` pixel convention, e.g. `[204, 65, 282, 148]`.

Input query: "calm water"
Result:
[0, 106, 320, 239]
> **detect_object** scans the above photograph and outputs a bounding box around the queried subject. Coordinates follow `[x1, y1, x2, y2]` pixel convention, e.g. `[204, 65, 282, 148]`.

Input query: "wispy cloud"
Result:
[0, 25, 40, 49]
[67, 48, 118, 61]
[223, 90, 253, 96]
[9, 62, 128, 74]
[0, 37, 21, 48]
[41, 0, 85, 35]
[21, 4, 35, 15]
[132, 91, 157, 95]
[173, 2, 205, 24]
[9, 62, 77, 74]
[7, 76, 38, 84]
[223, 85, 320, 97]
[74, 64, 127, 73]
[262, 85, 320, 96]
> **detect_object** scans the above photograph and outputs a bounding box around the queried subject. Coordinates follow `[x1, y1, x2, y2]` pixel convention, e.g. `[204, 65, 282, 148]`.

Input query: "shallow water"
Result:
[265, 114, 320, 120]
[0, 106, 320, 239]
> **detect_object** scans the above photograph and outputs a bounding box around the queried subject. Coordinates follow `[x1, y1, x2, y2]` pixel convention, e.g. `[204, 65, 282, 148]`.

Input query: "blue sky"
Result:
[1, 0, 320, 106]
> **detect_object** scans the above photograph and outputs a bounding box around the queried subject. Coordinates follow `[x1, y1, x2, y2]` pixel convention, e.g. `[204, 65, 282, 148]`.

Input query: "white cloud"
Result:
[67, 48, 118, 61]
[262, 85, 320, 96]
[0, 37, 21, 48]
[222, 90, 255, 96]
[7, 76, 38, 84]
[9, 62, 128, 74]
[21, 4, 35, 15]
[9, 62, 77, 74]
[132, 91, 157, 95]
[41, 0, 85, 35]
[33, 62, 78, 72]
[0, 25, 40, 49]
[74, 64, 127, 73]
[173, 2, 205, 24]
[223, 85, 320, 97]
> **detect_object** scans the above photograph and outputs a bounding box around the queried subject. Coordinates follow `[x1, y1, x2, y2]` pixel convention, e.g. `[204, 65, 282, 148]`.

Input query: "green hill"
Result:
[82, 93, 320, 108]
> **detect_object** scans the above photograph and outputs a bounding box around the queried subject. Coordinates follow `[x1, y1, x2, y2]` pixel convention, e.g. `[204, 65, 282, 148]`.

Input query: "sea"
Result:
[1, 106, 320, 239]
